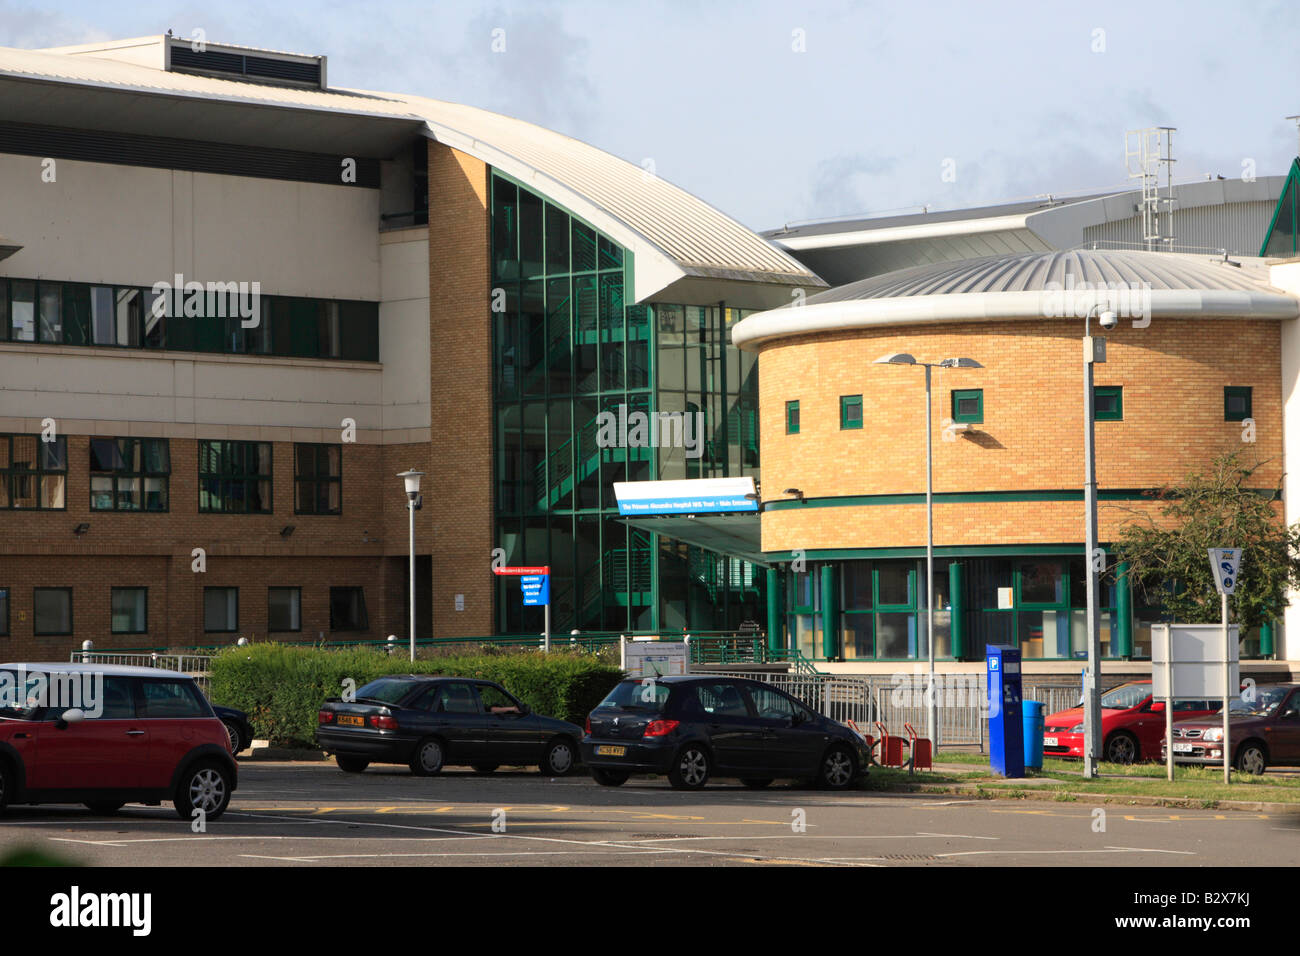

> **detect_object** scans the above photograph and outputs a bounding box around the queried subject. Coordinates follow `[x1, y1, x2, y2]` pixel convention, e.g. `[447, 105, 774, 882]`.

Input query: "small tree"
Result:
[1114, 452, 1300, 628]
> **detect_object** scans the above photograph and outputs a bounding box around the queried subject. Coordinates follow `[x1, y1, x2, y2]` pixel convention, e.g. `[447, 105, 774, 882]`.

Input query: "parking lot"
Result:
[1, 761, 1295, 867]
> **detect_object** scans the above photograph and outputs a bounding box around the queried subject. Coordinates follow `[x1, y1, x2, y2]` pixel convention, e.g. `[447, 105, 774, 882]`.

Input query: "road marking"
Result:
[935, 846, 1195, 858]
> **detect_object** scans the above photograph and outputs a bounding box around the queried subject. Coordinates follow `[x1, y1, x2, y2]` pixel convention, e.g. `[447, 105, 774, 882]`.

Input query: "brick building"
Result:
[0, 35, 820, 658]
[733, 250, 1300, 675]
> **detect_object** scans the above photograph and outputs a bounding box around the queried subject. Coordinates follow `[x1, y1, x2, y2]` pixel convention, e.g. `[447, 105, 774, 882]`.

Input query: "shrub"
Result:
[210, 643, 624, 747]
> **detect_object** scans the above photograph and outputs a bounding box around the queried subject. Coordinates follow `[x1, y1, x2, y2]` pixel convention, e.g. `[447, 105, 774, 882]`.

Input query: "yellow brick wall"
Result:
[758, 317, 1282, 553]
[426, 141, 494, 636]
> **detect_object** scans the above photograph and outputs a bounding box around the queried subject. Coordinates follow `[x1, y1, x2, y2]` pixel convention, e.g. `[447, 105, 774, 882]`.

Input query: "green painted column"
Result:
[1116, 560, 1133, 658]
[1261, 619, 1275, 658]
[820, 564, 838, 661]
[765, 567, 783, 654]
[949, 561, 965, 660]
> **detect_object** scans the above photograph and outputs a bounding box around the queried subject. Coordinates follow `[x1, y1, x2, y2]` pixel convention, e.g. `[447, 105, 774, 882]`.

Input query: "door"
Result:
[746, 685, 820, 776]
[1270, 689, 1300, 764]
[410, 682, 488, 764]
[687, 681, 762, 772]
[37, 676, 149, 790]
[476, 683, 535, 765]
[137, 677, 217, 788]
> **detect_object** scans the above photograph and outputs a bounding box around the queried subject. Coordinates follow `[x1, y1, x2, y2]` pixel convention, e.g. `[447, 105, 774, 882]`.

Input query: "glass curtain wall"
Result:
[491, 174, 764, 636]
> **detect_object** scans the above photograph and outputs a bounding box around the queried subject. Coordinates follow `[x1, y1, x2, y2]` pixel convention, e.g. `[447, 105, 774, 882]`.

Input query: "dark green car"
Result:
[316, 675, 583, 776]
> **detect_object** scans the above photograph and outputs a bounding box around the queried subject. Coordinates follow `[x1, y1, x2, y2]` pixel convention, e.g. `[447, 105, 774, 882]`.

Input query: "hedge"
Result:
[209, 643, 625, 747]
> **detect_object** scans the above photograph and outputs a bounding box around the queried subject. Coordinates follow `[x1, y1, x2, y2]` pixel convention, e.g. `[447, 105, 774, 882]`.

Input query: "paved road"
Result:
[2, 762, 1295, 866]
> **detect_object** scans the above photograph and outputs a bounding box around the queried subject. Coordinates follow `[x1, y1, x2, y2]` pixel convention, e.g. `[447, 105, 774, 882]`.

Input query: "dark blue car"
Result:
[582, 675, 871, 790]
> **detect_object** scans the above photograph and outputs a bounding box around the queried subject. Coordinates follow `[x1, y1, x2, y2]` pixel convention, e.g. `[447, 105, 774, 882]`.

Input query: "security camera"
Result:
[1098, 310, 1118, 329]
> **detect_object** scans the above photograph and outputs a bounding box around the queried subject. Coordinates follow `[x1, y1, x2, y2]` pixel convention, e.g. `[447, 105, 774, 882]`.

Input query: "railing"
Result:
[70, 650, 214, 696]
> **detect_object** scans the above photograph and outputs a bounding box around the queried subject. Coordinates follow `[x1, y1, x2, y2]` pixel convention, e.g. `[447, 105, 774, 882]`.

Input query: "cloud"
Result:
[0, 0, 111, 48]
[805, 153, 901, 221]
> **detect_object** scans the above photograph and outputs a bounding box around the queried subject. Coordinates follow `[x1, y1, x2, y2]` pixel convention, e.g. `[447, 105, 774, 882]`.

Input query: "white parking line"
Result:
[935, 846, 1195, 858]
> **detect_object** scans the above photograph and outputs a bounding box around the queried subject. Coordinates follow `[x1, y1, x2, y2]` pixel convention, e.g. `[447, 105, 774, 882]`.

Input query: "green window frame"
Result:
[1224, 386, 1252, 422]
[0, 434, 67, 510]
[840, 394, 863, 430]
[198, 441, 273, 514]
[1093, 386, 1123, 421]
[110, 587, 148, 634]
[951, 389, 983, 424]
[786, 400, 800, 435]
[294, 443, 342, 515]
[90, 438, 170, 512]
[268, 587, 302, 633]
[34, 587, 73, 636]
[203, 587, 239, 633]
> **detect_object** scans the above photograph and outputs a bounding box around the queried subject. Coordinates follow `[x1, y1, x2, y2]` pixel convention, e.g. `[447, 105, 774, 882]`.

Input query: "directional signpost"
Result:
[493, 566, 551, 651]
[1209, 548, 1241, 784]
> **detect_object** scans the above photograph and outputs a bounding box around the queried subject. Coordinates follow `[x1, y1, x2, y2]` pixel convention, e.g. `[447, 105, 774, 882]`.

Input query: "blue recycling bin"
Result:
[1023, 700, 1045, 770]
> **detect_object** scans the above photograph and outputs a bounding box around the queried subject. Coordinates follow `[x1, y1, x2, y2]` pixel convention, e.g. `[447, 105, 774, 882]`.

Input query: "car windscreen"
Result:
[353, 678, 423, 705]
[596, 679, 672, 712]
[0, 669, 41, 719]
[1100, 683, 1150, 710]
[1229, 686, 1289, 717]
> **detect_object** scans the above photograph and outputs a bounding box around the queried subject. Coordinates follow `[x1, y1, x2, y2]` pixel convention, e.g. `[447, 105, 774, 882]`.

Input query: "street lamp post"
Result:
[875, 353, 982, 752]
[397, 468, 424, 663]
[1081, 306, 1115, 779]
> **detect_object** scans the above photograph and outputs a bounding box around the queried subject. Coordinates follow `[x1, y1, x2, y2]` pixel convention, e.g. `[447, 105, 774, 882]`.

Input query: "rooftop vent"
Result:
[165, 37, 326, 89]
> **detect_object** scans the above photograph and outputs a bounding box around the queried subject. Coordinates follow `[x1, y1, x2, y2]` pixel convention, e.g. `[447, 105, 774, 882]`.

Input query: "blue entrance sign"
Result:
[520, 574, 550, 607]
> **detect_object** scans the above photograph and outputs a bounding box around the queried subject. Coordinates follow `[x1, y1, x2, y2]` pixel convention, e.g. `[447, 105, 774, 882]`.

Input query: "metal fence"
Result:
[70, 651, 214, 696]
[704, 670, 1085, 750]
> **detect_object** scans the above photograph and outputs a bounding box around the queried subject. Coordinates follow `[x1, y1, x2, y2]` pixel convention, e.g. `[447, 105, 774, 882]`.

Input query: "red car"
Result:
[0, 662, 237, 819]
[1042, 680, 1220, 764]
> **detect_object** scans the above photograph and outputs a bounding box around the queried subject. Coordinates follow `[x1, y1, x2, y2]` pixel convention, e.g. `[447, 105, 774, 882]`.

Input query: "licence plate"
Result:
[337, 715, 364, 726]
[1173, 743, 1195, 753]
[595, 745, 626, 757]
[1044, 737, 1058, 747]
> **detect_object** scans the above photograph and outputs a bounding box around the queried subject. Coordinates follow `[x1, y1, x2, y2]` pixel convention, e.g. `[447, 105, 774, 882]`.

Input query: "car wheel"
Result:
[591, 767, 629, 786]
[818, 745, 857, 790]
[740, 778, 773, 789]
[668, 744, 710, 790]
[471, 764, 499, 774]
[335, 756, 369, 773]
[1236, 742, 1268, 775]
[85, 801, 126, 814]
[173, 760, 233, 821]
[222, 720, 244, 754]
[541, 737, 577, 776]
[409, 737, 445, 776]
[1104, 731, 1139, 764]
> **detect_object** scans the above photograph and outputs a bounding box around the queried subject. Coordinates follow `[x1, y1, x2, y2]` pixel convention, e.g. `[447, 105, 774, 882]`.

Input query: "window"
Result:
[1224, 386, 1252, 422]
[268, 587, 301, 632]
[478, 684, 521, 714]
[140, 680, 208, 718]
[433, 682, 479, 714]
[840, 394, 863, 430]
[951, 389, 983, 424]
[34, 588, 72, 636]
[91, 438, 169, 511]
[204, 587, 238, 632]
[748, 685, 797, 720]
[93, 677, 136, 719]
[198, 441, 272, 513]
[9, 280, 35, 341]
[329, 587, 368, 631]
[295, 443, 341, 514]
[0, 435, 67, 509]
[786, 400, 800, 435]
[688, 682, 750, 718]
[89, 286, 142, 347]
[0, 588, 8, 635]
[1093, 386, 1123, 421]
[110, 588, 147, 634]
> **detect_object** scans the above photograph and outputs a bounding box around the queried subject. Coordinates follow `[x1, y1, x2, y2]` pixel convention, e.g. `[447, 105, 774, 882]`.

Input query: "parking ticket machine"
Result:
[987, 644, 1024, 778]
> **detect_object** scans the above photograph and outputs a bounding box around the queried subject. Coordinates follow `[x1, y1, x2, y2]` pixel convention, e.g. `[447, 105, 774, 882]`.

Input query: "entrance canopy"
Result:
[613, 477, 767, 566]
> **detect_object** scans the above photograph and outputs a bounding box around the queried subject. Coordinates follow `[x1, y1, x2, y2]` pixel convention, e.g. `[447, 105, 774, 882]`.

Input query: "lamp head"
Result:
[874, 352, 916, 365]
[396, 468, 424, 499]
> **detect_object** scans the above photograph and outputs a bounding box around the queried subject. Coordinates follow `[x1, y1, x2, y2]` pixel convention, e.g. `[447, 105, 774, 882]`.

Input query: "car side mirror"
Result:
[55, 708, 86, 730]
[1148, 701, 1165, 713]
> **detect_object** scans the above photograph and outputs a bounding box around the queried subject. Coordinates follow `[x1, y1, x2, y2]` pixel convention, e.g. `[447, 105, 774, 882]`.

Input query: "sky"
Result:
[4, 0, 1299, 232]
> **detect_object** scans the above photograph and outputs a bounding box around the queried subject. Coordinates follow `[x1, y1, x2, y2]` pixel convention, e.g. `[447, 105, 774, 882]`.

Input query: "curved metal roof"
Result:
[812, 249, 1281, 301]
[732, 249, 1300, 351]
[0, 40, 820, 303]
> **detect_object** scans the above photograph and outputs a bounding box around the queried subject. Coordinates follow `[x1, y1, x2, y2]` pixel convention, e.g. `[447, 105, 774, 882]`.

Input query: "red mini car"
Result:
[1042, 679, 1220, 764]
[0, 662, 237, 819]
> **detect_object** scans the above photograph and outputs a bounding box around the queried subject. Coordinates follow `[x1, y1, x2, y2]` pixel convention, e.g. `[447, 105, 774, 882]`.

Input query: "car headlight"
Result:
[1201, 728, 1223, 742]
[1070, 723, 1084, 734]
